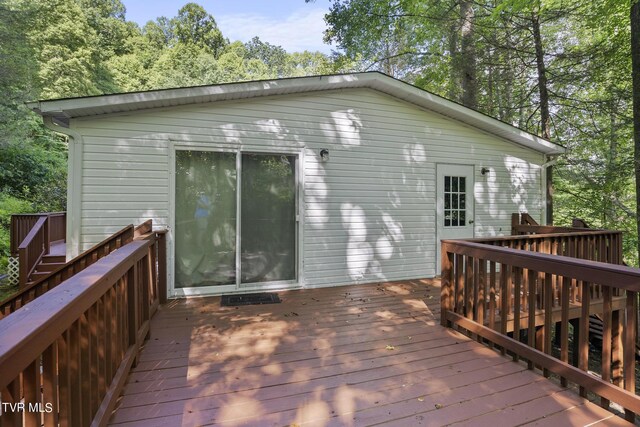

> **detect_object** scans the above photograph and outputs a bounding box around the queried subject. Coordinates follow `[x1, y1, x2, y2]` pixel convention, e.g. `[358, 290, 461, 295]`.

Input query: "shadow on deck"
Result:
[108, 280, 626, 426]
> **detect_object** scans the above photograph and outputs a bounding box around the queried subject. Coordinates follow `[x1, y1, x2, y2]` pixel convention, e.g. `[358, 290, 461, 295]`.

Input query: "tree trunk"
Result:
[448, 21, 459, 101]
[632, 0, 640, 262]
[532, 12, 550, 139]
[532, 12, 553, 224]
[459, 0, 477, 109]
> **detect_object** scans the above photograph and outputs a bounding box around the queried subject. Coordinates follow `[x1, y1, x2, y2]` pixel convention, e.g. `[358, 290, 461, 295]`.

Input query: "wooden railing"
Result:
[511, 212, 595, 235]
[441, 238, 640, 422]
[10, 212, 66, 256]
[0, 225, 135, 319]
[10, 212, 67, 287]
[0, 227, 166, 426]
[471, 230, 624, 265]
[17, 216, 48, 288]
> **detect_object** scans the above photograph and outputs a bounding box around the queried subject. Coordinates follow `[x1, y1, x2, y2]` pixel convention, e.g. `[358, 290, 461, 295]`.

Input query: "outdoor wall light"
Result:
[481, 167, 491, 175]
[320, 148, 330, 162]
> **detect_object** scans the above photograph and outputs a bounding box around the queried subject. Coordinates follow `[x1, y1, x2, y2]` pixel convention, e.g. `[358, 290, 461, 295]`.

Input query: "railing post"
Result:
[127, 264, 139, 349]
[511, 213, 520, 235]
[19, 247, 28, 287]
[440, 244, 452, 327]
[157, 232, 167, 304]
[625, 291, 637, 422]
[44, 214, 51, 255]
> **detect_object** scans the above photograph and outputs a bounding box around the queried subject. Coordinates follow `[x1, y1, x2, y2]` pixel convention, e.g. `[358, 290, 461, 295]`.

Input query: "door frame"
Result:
[168, 141, 304, 297]
[435, 163, 475, 275]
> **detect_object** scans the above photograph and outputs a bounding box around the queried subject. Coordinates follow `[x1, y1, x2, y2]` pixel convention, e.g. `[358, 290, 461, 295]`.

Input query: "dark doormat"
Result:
[221, 293, 281, 306]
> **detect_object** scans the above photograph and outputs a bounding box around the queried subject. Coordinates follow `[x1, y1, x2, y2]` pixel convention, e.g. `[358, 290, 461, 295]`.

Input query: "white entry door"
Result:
[436, 164, 475, 274]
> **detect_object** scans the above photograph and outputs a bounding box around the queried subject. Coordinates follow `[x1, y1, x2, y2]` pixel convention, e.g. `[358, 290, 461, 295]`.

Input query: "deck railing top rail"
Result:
[442, 239, 640, 291]
[466, 229, 622, 243]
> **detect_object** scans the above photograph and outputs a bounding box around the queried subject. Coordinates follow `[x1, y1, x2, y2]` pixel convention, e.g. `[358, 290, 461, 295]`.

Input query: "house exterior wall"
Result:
[70, 88, 545, 292]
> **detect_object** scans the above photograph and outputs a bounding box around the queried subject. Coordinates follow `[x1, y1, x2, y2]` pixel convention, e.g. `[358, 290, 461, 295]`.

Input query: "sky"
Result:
[120, 0, 336, 54]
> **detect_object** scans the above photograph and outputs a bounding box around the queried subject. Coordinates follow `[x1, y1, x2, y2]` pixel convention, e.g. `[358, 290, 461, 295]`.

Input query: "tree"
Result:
[172, 3, 227, 57]
[632, 0, 640, 262]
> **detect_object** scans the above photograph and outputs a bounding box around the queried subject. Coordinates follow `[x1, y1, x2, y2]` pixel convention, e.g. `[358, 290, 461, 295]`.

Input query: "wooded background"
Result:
[1, 0, 639, 271]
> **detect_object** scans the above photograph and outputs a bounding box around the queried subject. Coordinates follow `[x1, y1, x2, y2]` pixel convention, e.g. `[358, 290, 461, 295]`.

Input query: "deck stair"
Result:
[9, 212, 66, 287]
[25, 240, 67, 285]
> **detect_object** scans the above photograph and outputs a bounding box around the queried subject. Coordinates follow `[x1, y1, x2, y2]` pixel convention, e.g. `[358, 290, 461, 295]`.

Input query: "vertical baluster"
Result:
[149, 240, 158, 307]
[543, 272, 553, 378]
[158, 232, 167, 304]
[513, 266, 522, 362]
[601, 285, 612, 408]
[500, 264, 509, 356]
[560, 275, 570, 386]
[612, 309, 623, 387]
[142, 255, 150, 328]
[477, 259, 486, 339]
[489, 261, 496, 342]
[579, 280, 590, 397]
[527, 269, 537, 370]
[97, 297, 106, 402]
[463, 256, 474, 340]
[89, 304, 99, 417]
[455, 254, 464, 316]
[440, 249, 453, 327]
[69, 321, 82, 426]
[42, 343, 59, 427]
[625, 291, 637, 422]
[106, 287, 114, 386]
[57, 332, 70, 427]
[551, 239, 559, 307]
[24, 358, 41, 427]
[80, 313, 91, 426]
[119, 277, 126, 363]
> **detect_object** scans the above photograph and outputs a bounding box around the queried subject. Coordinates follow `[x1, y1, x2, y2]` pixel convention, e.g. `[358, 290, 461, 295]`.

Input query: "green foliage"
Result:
[172, 3, 227, 57]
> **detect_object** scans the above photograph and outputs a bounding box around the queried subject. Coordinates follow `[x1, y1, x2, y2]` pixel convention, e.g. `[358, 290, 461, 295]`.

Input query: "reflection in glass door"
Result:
[174, 150, 237, 288]
[174, 150, 297, 291]
[241, 154, 296, 284]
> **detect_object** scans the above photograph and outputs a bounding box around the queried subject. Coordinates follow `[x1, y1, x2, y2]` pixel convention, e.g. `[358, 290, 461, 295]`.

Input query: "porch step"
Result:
[42, 255, 65, 263]
[29, 271, 52, 281]
[35, 262, 65, 273]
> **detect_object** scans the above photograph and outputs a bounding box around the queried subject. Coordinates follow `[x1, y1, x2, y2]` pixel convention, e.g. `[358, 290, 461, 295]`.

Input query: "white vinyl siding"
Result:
[71, 88, 544, 289]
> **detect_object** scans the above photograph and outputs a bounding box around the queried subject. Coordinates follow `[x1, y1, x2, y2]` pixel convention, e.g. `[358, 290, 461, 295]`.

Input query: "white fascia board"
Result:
[26, 74, 363, 117]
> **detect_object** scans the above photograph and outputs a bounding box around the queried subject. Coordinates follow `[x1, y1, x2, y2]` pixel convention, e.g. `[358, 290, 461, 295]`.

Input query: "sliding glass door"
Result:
[174, 149, 297, 292]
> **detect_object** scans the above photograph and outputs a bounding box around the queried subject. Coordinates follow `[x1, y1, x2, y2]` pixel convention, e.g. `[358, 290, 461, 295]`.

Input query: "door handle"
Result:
[468, 220, 474, 224]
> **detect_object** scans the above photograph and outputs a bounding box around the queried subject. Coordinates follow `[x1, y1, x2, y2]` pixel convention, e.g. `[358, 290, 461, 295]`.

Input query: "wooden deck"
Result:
[108, 280, 630, 426]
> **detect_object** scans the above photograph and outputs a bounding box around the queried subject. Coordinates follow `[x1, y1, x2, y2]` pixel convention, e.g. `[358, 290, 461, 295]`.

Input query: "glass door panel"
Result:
[174, 150, 237, 288]
[241, 154, 296, 283]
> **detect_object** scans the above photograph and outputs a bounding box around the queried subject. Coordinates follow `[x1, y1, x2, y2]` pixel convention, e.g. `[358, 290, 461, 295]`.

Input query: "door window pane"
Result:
[443, 174, 468, 228]
[175, 150, 237, 288]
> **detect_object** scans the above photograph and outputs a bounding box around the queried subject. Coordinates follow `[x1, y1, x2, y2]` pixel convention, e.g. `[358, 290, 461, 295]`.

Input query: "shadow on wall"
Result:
[94, 91, 542, 285]
[212, 102, 540, 284]
[474, 155, 541, 237]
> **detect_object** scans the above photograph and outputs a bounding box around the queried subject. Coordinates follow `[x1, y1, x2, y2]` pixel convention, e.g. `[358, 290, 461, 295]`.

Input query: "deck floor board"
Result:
[108, 279, 630, 426]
